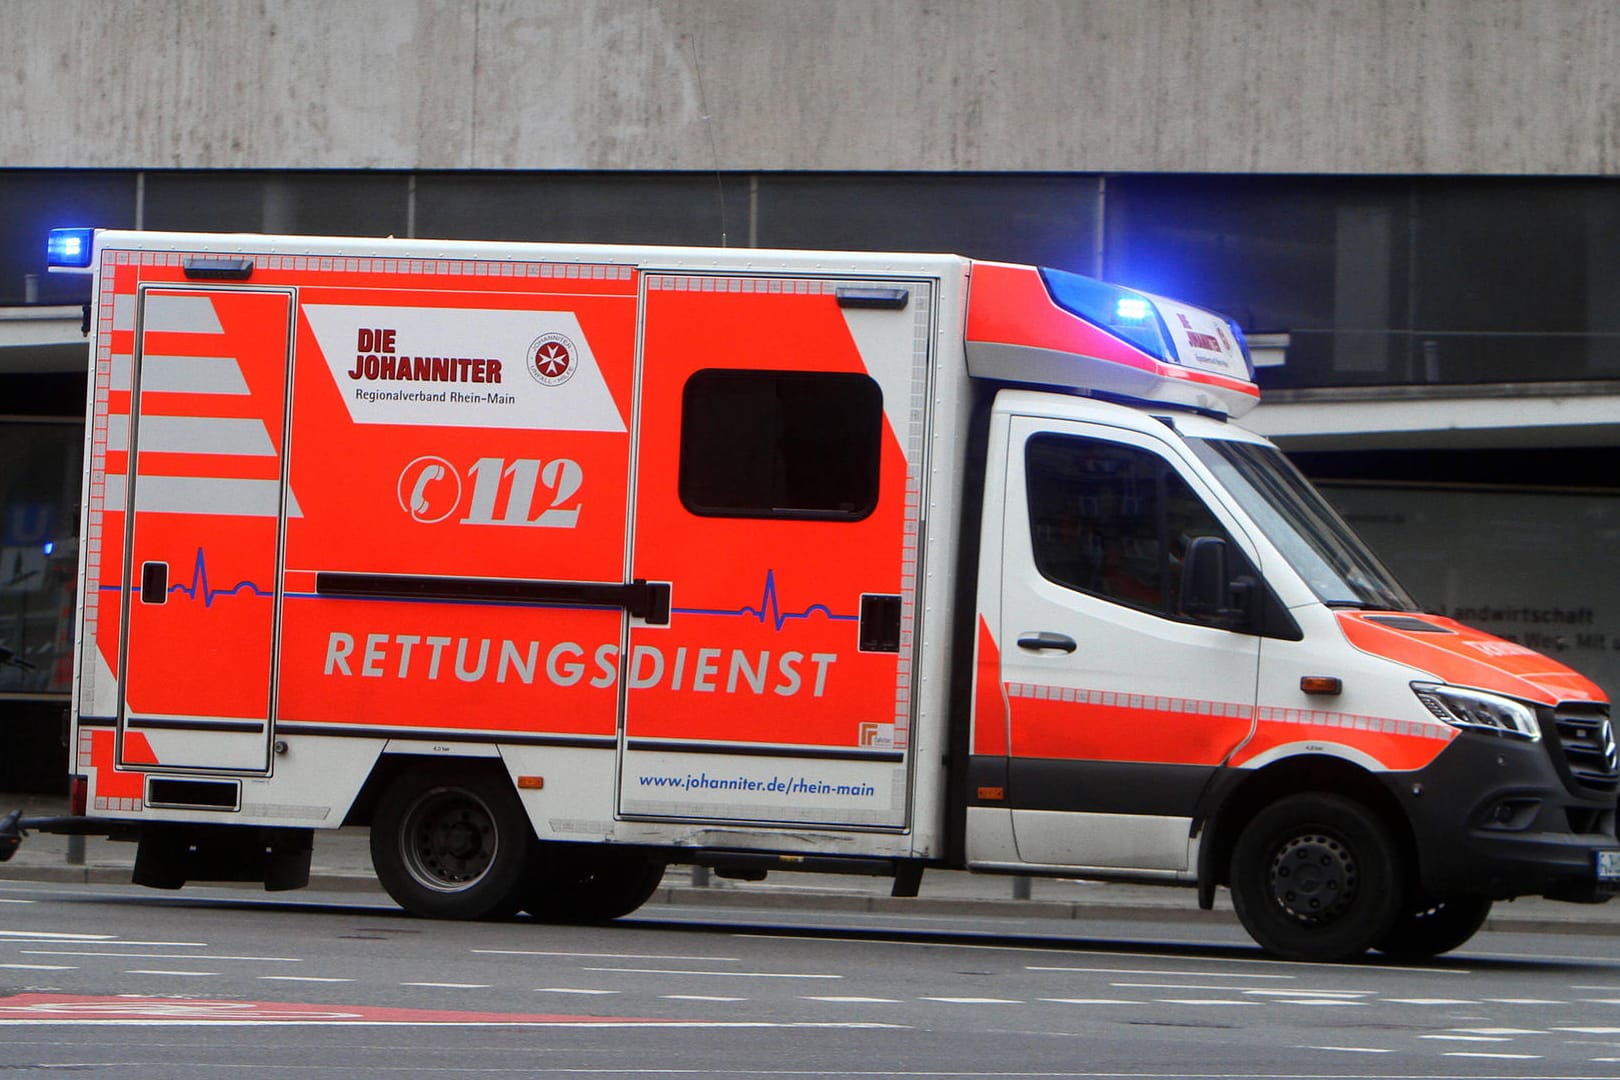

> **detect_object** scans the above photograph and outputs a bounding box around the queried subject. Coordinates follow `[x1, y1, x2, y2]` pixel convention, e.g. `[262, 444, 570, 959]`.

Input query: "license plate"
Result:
[1599, 850, 1620, 882]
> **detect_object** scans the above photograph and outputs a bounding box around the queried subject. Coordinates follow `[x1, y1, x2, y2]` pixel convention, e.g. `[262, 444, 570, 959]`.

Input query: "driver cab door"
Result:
[986, 412, 1264, 873]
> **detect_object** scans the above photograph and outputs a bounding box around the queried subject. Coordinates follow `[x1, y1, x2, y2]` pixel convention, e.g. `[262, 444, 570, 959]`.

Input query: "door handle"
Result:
[140, 561, 169, 605]
[1017, 632, 1076, 654]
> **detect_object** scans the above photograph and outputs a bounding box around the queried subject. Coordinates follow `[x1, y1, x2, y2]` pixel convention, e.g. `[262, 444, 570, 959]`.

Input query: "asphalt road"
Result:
[4, 877, 1620, 1079]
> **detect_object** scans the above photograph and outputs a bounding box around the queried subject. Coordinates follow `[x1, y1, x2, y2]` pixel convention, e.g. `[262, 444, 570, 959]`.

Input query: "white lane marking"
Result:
[0, 933, 205, 946]
[804, 997, 901, 1003]
[1582, 999, 1620, 1005]
[1242, 989, 1375, 998]
[1420, 1034, 1512, 1042]
[258, 976, 353, 983]
[1246, 989, 1372, 1005]
[73, 940, 209, 947]
[1573, 984, 1620, 990]
[1451, 1027, 1545, 1035]
[1028, 965, 1292, 980]
[534, 988, 619, 995]
[920, 997, 1023, 1005]
[1041, 998, 1135, 1005]
[662, 995, 747, 1002]
[123, 970, 218, 977]
[1384, 997, 1476, 1005]
[747, 934, 1096, 955]
[581, 967, 839, 979]
[1556, 1026, 1620, 1034]
[476, 949, 739, 962]
[1112, 982, 1249, 991]
[1443, 1052, 1542, 1060]
[23, 950, 299, 962]
[1103, 950, 1464, 975]
[1486, 997, 1564, 1004]
[0, 899, 33, 905]
[1307, 1046, 1392, 1054]
[402, 982, 490, 989]
[1155, 999, 1257, 1006]
[0, 963, 77, 971]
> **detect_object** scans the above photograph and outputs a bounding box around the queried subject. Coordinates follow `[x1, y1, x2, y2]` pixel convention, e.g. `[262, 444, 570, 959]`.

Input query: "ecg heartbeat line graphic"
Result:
[100, 547, 273, 607]
[672, 569, 857, 631]
[169, 547, 272, 607]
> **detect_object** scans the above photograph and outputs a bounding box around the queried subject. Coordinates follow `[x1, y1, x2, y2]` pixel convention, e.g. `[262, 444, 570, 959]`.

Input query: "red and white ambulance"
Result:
[8, 227, 1617, 961]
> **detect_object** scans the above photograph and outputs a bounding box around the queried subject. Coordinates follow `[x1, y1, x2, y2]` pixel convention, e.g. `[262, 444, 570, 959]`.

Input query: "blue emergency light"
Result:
[47, 228, 95, 271]
[1114, 296, 1152, 322]
[1039, 268, 1176, 364]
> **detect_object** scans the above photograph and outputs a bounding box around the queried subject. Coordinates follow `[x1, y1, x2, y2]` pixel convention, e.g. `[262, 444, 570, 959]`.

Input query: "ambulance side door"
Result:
[993, 414, 1261, 872]
[618, 273, 936, 830]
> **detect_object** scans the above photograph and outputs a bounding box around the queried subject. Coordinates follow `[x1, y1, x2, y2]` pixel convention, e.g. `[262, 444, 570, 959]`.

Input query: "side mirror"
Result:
[1179, 536, 1253, 629]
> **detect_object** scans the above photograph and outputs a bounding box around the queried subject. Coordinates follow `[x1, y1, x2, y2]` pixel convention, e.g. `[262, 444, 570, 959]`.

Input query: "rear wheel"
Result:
[1374, 897, 1493, 960]
[1229, 793, 1404, 962]
[370, 766, 533, 920]
[523, 844, 666, 923]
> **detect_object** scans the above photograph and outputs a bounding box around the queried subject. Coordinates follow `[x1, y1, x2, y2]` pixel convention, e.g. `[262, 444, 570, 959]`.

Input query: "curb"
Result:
[5, 863, 1619, 935]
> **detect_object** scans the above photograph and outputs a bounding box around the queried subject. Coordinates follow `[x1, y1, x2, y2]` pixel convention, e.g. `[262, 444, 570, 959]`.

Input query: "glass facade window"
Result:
[142, 171, 411, 237]
[1105, 175, 1620, 388]
[4, 167, 1620, 389]
[0, 421, 82, 697]
[413, 172, 748, 246]
[752, 174, 1102, 271]
[0, 170, 136, 306]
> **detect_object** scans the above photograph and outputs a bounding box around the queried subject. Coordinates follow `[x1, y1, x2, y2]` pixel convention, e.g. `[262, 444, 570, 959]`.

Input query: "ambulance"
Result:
[5, 226, 1617, 962]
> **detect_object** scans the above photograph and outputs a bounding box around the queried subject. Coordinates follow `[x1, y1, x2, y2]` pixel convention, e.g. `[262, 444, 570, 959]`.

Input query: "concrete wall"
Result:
[4, 0, 1618, 175]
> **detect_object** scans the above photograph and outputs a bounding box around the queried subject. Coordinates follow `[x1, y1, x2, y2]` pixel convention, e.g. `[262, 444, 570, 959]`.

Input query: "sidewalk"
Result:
[4, 792, 1617, 935]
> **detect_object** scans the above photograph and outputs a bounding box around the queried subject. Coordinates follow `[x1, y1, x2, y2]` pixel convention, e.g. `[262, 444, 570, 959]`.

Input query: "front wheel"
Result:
[370, 766, 533, 920]
[1229, 793, 1404, 962]
[523, 844, 666, 923]
[1375, 897, 1493, 960]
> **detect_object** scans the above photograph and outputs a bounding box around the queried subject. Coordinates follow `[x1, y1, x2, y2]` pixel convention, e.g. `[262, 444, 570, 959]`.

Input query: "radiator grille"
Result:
[1550, 705, 1620, 793]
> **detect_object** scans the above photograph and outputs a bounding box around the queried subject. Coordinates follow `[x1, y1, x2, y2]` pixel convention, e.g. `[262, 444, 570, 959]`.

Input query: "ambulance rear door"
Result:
[618, 272, 937, 829]
[118, 285, 295, 775]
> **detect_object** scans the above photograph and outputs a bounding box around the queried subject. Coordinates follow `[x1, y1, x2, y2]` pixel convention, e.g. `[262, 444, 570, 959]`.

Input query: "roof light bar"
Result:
[47, 228, 96, 272]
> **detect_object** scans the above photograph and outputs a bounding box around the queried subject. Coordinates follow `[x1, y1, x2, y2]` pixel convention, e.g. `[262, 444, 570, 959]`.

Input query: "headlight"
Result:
[1412, 682, 1540, 742]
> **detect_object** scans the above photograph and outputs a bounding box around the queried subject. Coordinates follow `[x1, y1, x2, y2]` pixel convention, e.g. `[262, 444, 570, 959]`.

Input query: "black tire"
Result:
[1374, 896, 1493, 960]
[522, 844, 666, 923]
[1229, 793, 1404, 962]
[369, 766, 534, 920]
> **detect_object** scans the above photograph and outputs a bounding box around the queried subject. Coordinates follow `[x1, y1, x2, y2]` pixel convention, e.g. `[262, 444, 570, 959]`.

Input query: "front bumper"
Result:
[1387, 730, 1620, 903]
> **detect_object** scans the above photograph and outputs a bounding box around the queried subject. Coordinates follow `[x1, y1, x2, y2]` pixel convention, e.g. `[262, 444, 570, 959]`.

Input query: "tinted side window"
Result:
[679, 370, 883, 520]
[1026, 434, 1234, 620]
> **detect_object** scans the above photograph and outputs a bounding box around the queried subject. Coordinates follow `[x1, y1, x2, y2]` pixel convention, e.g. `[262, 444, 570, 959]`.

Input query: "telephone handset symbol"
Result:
[411, 464, 445, 516]
[397, 456, 461, 524]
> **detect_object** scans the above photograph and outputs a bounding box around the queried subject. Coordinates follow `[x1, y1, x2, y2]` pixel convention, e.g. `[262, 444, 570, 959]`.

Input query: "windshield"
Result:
[1187, 437, 1418, 611]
